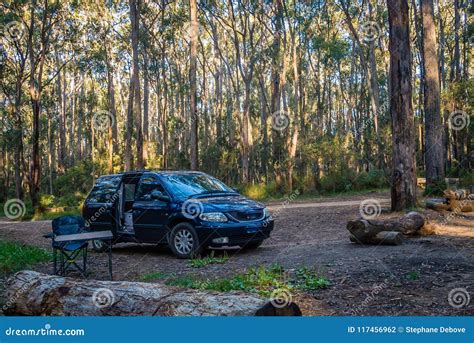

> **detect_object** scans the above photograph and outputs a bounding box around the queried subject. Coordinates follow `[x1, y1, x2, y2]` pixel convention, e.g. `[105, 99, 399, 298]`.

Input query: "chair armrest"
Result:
[43, 232, 55, 239]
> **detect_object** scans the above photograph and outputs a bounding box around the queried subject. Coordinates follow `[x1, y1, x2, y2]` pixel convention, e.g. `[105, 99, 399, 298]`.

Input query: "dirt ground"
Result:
[0, 191, 473, 316]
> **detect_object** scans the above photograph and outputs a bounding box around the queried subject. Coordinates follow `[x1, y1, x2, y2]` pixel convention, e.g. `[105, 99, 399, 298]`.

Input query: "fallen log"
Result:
[347, 211, 425, 245]
[3, 271, 301, 316]
[443, 190, 474, 212]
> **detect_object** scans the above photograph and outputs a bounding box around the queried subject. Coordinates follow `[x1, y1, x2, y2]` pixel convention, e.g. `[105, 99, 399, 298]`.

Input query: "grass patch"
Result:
[0, 240, 51, 275]
[189, 251, 229, 268]
[165, 264, 329, 297]
[140, 271, 170, 281]
[294, 267, 331, 290]
[407, 271, 420, 281]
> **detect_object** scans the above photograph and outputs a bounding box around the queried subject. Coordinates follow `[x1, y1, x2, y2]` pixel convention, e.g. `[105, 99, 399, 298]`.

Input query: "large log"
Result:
[3, 271, 301, 316]
[443, 190, 474, 212]
[347, 211, 425, 245]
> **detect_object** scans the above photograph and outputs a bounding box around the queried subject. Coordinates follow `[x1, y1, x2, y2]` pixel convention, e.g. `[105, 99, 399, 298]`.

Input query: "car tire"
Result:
[91, 239, 108, 253]
[241, 240, 264, 250]
[169, 223, 202, 259]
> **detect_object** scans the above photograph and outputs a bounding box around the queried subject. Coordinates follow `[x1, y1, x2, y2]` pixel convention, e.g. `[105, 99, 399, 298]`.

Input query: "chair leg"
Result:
[107, 240, 113, 280]
[59, 251, 64, 275]
[53, 248, 57, 275]
[83, 247, 87, 278]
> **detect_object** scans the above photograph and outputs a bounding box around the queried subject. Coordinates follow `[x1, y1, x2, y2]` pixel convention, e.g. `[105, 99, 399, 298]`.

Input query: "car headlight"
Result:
[263, 208, 272, 219]
[199, 212, 228, 222]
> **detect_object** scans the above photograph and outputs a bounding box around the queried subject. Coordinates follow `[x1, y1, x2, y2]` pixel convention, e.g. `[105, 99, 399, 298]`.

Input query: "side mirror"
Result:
[232, 187, 239, 193]
[151, 190, 170, 202]
[157, 194, 170, 202]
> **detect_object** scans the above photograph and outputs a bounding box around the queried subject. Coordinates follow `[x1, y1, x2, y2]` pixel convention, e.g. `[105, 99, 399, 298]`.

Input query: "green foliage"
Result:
[424, 178, 447, 197]
[53, 161, 96, 197]
[407, 271, 420, 281]
[163, 264, 329, 297]
[459, 170, 474, 189]
[140, 271, 170, 281]
[293, 267, 331, 290]
[0, 240, 51, 275]
[189, 252, 229, 268]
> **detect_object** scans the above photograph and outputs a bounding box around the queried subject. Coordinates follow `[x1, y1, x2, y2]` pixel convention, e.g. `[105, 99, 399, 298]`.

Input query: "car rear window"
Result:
[86, 175, 121, 204]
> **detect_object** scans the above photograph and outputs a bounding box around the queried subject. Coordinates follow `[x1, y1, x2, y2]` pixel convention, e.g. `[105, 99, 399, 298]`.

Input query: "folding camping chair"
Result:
[44, 216, 89, 277]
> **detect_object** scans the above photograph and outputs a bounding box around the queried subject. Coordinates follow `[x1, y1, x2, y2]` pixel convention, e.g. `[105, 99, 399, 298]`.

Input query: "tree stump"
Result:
[3, 271, 301, 316]
[347, 211, 425, 245]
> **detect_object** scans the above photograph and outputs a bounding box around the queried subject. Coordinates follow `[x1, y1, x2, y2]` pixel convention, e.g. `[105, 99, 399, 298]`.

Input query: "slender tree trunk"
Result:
[421, 0, 444, 188]
[143, 47, 150, 166]
[129, 0, 143, 169]
[124, 80, 134, 172]
[387, 0, 417, 211]
[189, 0, 199, 170]
[105, 42, 118, 173]
[76, 81, 83, 161]
[271, 0, 283, 173]
[55, 52, 66, 173]
[28, 0, 49, 209]
[452, 0, 461, 81]
[13, 75, 24, 200]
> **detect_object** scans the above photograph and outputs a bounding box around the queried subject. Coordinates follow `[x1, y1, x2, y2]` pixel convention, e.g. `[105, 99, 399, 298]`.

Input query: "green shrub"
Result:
[53, 161, 95, 196]
[0, 240, 51, 274]
[424, 178, 447, 196]
[164, 264, 329, 297]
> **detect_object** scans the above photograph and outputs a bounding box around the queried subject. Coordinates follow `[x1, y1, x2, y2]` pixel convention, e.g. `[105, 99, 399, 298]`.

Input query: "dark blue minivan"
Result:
[82, 171, 274, 258]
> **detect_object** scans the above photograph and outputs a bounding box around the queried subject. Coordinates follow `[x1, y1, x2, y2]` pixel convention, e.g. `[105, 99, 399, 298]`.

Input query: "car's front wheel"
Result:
[91, 239, 108, 252]
[169, 223, 202, 259]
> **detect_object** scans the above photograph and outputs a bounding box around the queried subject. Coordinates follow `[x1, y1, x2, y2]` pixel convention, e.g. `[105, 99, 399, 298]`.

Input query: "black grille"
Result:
[228, 210, 264, 221]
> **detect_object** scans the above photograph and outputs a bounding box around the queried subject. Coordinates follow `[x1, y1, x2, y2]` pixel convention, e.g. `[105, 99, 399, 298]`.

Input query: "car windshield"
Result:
[162, 173, 235, 199]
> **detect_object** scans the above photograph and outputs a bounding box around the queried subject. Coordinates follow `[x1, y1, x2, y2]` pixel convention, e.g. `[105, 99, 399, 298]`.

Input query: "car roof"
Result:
[98, 170, 207, 178]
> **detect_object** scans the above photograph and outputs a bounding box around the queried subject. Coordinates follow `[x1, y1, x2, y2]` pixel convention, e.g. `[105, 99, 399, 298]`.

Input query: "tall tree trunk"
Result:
[421, 0, 444, 188]
[28, 0, 49, 209]
[129, 0, 143, 169]
[287, 28, 299, 191]
[387, 0, 417, 211]
[105, 42, 118, 173]
[55, 52, 66, 173]
[76, 81, 84, 161]
[143, 47, 150, 166]
[270, 0, 283, 175]
[189, 0, 199, 170]
[451, 0, 461, 81]
[13, 75, 24, 200]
